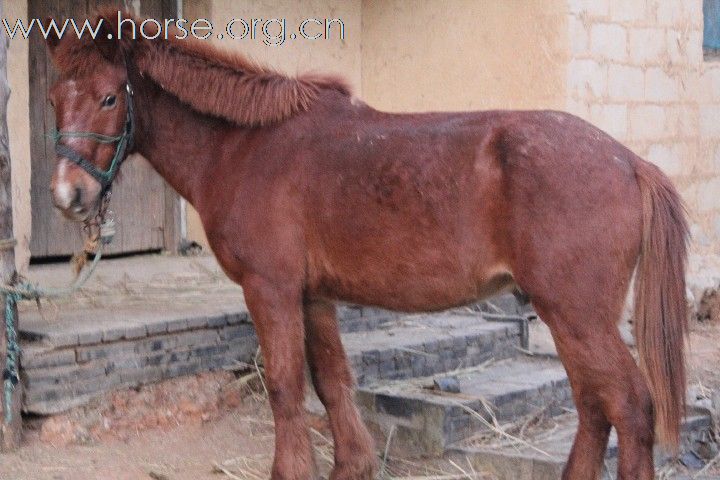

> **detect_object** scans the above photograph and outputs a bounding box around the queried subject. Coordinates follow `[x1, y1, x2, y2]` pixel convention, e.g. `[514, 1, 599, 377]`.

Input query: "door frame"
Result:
[27, 0, 182, 257]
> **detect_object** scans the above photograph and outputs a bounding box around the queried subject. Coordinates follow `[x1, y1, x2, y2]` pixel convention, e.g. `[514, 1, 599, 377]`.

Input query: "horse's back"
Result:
[293, 105, 641, 310]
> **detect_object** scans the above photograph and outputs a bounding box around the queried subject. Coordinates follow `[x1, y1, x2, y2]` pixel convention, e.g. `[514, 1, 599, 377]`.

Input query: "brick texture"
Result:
[566, 0, 720, 260]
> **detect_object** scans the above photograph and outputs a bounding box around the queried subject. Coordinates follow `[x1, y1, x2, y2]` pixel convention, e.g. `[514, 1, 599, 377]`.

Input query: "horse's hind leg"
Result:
[242, 276, 316, 480]
[528, 280, 655, 480]
[304, 300, 377, 480]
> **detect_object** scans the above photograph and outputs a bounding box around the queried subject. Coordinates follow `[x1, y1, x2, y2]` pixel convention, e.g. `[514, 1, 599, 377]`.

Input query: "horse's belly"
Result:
[309, 258, 515, 312]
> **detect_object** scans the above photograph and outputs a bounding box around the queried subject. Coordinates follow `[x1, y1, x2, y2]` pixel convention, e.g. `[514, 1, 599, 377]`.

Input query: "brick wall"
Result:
[566, 0, 720, 256]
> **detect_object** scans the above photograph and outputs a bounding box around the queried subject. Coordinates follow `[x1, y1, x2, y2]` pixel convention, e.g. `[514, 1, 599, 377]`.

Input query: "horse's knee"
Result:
[308, 356, 353, 409]
[266, 380, 305, 418]
[612, 391, 654, 448]
[612, 396, 656, 456]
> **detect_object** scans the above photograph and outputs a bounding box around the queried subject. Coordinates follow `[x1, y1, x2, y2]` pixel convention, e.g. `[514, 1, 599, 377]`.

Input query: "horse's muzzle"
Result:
[50, 158, 101, 222]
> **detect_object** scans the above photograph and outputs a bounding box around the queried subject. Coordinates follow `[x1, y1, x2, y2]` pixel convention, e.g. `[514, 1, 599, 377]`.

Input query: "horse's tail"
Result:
[633, 159, 689, 452]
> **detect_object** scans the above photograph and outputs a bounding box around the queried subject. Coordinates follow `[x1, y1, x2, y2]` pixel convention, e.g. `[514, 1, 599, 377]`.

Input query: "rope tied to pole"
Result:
[3, 291, 19, 424]
[0, 211, 115, 424]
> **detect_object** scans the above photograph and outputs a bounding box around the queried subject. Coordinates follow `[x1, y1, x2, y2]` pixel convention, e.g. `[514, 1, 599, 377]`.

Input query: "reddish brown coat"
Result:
[45, 10, 688, 480]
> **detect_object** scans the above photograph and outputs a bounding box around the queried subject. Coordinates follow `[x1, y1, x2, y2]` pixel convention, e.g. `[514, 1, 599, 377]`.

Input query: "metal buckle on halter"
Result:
[99, 213, 116, 245]
[82, 189, 115, 246]
[97, 190, 115, 244]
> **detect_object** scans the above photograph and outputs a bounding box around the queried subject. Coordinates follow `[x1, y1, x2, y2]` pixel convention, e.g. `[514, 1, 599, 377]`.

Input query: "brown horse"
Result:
[44, 10, 688, 480]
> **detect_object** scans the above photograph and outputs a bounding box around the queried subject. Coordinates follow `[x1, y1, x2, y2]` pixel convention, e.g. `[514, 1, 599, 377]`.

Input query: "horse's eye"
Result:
[102, 95, 116, 108]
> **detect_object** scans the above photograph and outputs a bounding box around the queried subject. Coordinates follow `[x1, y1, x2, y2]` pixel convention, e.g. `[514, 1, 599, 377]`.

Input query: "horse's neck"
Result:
[132, 80, 246, 207]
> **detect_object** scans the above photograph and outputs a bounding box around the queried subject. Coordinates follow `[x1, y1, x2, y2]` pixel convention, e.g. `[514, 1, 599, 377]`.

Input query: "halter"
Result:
[52, 82, 135, 194]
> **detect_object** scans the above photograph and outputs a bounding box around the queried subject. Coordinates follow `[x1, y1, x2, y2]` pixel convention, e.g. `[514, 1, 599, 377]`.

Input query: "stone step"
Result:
[19, 302, 250, 349]
[447, 413, 715, 480]
[21, 310, 258, 414]
[344, 312, 522, 385]
[18, 303, 383, 350]
[357, 356, 572, 455]
[337, 305, 402, 333]
[16, 303, 386, 415]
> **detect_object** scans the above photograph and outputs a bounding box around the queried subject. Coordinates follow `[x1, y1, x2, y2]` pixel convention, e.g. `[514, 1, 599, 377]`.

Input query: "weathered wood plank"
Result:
[142, 0, 182, 254]
[28, 0, 50, 256]
[0, 0, 22, 450]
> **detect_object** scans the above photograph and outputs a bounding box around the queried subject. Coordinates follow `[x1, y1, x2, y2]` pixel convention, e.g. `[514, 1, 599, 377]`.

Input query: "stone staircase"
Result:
[17, 291, 718, 479]
[343, 302, 579, 467]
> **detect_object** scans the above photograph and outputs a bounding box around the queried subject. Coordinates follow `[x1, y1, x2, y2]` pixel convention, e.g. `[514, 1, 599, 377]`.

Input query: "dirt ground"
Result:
[0, 319, 718, 480]
[687, 321, 720, 393]
[0, 371, 494, 480]
[1, 402, 278, 480]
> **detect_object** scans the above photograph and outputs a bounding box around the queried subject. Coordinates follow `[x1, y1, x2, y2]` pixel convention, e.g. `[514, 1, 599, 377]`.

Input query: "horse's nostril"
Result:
[72, 187, 82, 207]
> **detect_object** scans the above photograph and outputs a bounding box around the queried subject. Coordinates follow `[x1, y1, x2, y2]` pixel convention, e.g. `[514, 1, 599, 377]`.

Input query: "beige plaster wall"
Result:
[565, 0, 720, 257]
[361, 0, 569, 112]
[6, 0, 30, 274]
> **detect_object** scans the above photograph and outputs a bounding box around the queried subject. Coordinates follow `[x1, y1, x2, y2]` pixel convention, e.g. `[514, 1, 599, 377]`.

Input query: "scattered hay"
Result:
[380, 424, 396, 479]
[460, 399, 571, 460]
[693, 452, 720, 478]
[213, 455, 269, 479]
[453, 399, 554, 459]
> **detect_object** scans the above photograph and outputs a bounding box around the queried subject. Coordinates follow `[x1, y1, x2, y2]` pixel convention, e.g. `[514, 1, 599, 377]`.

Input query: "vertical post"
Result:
[142, 0, 183, 253]
[163, 0, 182, 253]
[0, 0, 21, 451]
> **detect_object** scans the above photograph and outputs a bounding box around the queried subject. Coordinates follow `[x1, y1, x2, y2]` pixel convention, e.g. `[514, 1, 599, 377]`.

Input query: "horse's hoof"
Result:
[329, 457, 378, 480]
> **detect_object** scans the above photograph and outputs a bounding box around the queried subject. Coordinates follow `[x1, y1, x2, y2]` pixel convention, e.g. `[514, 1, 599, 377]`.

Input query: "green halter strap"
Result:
[53, 82, 135, 193]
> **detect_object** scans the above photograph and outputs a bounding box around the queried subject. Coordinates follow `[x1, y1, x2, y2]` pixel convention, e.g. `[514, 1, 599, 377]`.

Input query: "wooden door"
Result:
[28, 0, 179, 258]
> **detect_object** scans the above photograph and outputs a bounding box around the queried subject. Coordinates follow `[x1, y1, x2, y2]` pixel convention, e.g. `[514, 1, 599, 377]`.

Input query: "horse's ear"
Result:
[92, 18, 119, 62]
[43, 17, 61, 56]
[92, 12, 136, 63]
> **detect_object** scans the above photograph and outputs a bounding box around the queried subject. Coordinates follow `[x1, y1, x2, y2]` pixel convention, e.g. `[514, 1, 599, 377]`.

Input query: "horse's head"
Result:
[45, 15, 134, 222]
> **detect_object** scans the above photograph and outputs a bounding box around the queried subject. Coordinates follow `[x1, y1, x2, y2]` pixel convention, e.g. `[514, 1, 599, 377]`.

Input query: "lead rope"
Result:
[0, 198, 115, 424]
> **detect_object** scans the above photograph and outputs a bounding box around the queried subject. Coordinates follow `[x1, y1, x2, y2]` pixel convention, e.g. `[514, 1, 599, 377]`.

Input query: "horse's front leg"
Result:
[304, 300, 378, 480]
[242, 274, 316, 480]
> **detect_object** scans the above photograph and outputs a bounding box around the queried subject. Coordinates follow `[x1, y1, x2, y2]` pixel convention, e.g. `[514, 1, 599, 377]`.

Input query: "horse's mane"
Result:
[49, 8, 352, 127]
